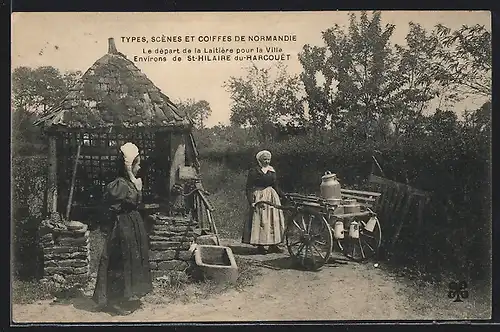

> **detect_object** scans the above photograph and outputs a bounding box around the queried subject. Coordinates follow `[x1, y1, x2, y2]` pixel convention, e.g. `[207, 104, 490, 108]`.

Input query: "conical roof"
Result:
[35, 38, 191, 129]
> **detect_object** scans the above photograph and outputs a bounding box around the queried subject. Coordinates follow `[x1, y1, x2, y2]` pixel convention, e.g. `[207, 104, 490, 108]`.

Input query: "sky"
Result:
[11, 11, 491, 127]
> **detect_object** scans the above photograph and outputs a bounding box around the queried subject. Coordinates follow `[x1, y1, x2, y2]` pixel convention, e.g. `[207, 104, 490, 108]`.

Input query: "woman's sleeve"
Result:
[245, 168, 256, 205]
[273, 172, 286, 198]
[104, 178, 134, 211]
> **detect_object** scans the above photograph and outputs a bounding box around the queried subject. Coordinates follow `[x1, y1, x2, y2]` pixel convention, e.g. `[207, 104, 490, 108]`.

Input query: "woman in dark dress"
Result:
[93, 142, 152, 315]
[242, 150, 285, 254]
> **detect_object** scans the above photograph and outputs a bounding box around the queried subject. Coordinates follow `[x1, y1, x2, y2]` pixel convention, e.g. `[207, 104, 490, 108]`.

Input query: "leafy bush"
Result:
[12, 155, 48, 279]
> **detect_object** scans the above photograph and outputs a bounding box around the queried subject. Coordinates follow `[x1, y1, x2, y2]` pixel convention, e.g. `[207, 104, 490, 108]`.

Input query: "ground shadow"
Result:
[247, 254, 353, 271]
[49, 294, 144, 316]
[228, 244, 261, 256]
[49, 294, 100, 313]
[250, 256, 297, 270]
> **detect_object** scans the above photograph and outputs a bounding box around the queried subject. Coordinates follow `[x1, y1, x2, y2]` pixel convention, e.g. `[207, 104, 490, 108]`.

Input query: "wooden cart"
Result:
[255, 189, 382, 271]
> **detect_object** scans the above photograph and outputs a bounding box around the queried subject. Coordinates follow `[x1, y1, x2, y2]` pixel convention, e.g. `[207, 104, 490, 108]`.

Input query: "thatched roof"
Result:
[35, 38, 191, 130]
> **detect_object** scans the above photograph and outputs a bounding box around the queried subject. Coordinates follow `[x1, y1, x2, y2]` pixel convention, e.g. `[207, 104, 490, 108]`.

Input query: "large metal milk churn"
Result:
[320, 171, 342, 201]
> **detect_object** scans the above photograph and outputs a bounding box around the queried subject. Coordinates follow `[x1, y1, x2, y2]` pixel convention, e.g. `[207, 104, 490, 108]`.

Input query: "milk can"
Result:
[334, 221, 345, 239]
[320, 171, 342, 201]
[349, 221, 360, 239]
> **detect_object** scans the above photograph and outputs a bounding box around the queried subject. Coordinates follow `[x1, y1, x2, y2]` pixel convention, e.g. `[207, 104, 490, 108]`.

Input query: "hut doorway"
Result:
[54, 128, 175, 223]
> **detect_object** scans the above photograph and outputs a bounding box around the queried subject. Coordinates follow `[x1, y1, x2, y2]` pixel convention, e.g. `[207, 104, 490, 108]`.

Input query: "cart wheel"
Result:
[285, 209, 333, 271]
[338, 216, 382, 262]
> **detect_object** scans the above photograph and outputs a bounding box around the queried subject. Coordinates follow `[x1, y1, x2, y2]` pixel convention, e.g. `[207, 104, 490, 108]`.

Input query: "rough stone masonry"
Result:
[147, 213, 200, 279]
[38, 220, 90, 287]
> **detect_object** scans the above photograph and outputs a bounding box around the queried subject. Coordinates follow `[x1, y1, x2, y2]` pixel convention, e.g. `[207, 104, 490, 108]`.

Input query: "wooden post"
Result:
[47, 134, 58, 217]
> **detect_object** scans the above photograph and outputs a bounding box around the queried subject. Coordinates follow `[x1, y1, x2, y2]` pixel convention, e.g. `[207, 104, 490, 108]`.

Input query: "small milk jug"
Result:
[320, 171, 341, 200]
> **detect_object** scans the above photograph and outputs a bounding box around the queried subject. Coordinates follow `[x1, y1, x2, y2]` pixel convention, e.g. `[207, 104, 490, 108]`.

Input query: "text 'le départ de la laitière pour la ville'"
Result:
[120, 34, 298, 63]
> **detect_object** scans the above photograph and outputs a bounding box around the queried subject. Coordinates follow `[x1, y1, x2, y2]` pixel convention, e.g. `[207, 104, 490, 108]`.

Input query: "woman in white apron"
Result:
[242, 150, 285, 254]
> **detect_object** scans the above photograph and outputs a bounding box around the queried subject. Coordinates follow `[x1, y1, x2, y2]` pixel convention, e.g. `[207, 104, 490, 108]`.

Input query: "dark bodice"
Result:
[105, 177, 142, 214]
[245, 166, 283, 204]
[246, 166, 278, 190]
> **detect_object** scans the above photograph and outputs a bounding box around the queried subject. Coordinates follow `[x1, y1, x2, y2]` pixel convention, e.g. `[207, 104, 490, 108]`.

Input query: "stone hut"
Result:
[35, 38, 217, 286]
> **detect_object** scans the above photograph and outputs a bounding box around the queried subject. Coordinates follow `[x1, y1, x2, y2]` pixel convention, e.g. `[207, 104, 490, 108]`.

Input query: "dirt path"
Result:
[12, 241, 490, 323]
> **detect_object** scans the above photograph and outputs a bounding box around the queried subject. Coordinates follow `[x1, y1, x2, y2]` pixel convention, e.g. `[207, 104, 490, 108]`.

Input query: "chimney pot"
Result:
[108, 38, 118, 54]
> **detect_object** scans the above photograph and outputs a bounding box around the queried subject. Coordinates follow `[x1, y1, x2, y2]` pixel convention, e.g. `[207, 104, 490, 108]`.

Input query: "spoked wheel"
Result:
[285, 209, 333, 271]
[337, 216, 382, 262]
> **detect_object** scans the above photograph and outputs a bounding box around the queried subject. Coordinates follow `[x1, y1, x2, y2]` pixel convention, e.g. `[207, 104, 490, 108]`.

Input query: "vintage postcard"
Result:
[11, 11, 492, 323]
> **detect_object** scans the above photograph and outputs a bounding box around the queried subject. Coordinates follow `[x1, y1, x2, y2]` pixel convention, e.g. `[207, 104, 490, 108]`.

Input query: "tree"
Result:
[12, 66, 81, 115]
[299, 11, 400, 139]
[298, 45, 331, 130]
[390, 22, 449, 135]
[463, 101, 491, 136]
[175, 98, 212, 129]
[11, 66, 81, 156]
[433, 24, 491, 99]
[224, 62, 305, 141]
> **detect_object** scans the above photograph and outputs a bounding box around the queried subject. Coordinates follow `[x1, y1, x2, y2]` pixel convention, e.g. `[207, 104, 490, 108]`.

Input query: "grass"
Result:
[12, 225, 262, 306]
[393, 272, 492, 320]
[142, 256, 262, 305]
[12, 280, 56, 304]
[89, 228, 106, 275]
[200, 160, 248, 239]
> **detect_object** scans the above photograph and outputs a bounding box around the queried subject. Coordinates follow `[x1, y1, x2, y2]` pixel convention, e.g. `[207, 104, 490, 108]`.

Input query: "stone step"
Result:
[149, 249, 193, 262]
[56, 236, 90, 246]
[44, 259, 88, 268]
[150, 241, 191, 250]
[149, 235, 195, 242]
[45, 252, 88, 260]
[43, 245, 89, 255]
[152, 225, 193, 233]
[45, 266, 88, 275]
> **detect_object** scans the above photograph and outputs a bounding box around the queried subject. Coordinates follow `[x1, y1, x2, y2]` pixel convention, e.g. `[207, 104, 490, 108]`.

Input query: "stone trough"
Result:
[193, 245, 239, 283]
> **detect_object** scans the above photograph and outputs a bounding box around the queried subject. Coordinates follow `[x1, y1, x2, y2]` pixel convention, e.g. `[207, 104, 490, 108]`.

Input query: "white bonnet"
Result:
[120, 142, 139, 167]
[256, 150, 271, 162]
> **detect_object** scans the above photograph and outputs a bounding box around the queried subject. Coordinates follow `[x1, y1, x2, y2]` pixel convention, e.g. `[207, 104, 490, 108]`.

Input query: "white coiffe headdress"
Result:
[256, 150, 274, 174]
[120, 142, 139, 167]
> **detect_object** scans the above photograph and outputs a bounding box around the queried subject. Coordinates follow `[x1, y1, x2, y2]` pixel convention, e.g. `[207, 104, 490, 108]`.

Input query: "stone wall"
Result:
[148, 213, 199, 279]
[38, 220, 90, 287]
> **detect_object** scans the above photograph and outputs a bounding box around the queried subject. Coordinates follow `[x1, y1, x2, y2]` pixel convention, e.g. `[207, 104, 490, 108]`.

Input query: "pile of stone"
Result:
[38, 219, 90, 288]
[148, 213, 200, 279]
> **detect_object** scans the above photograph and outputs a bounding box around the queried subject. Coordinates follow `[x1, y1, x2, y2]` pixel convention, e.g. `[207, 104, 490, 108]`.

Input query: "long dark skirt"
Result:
[93, 210, 152, 307]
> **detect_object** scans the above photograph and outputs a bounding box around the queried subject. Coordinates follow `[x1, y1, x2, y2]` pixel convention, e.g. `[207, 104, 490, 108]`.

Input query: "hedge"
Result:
[12, 155, 47, 279]
[199, 131, 491, 281]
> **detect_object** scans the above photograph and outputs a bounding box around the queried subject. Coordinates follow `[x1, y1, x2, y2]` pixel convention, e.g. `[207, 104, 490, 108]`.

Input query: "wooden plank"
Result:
[384, 185, 399, 226]
[47, 135, 58, 216]
[392, 187, 408, 219]
[369, 174, 430, 198]
[389, 193, 414, 250]
[65, 144, 82, 221]
[196, 195, 205, 229]
[372, 155, 386, 177]
[341, 189, 381, 197]
[378, 185, 393, 221]
[370, 184, 382, 212]
[332, 211, 372, 219]
[340, 193, 377, 202]
[387, 187, 408, 241]
[415, 196, 428, 228]
[206, 211, 220, 245]
[197, 190, 214, 211]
